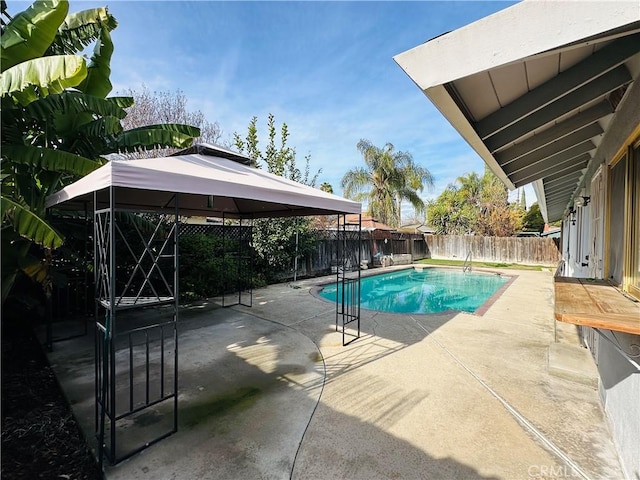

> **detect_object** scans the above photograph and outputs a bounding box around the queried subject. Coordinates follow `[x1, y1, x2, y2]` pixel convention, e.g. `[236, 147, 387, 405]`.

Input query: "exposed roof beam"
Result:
[544, 171, 583, 189]
[547, 204, 573, 217]
[545, 201, 572, 212]
[511, 152, 591, 186]
[546, 182, 584, 198]
[484, 65, 631, 152]
[544, 181, 583, 197]
[499, 123, 602, 171]
[475, 34, 640, 139]
[546, 182, 583, 200]
[546, 186, 581, 202]
[544, 180, 584, 196]
[546, 195, 576, 208]
[546, 200, 572, 209]
[546, 205, 571, 217]
[505, 140, 593, 176]
[495, 101, 613, 164]
[541, 169, 586, 191]
[544, 168, 587, 185]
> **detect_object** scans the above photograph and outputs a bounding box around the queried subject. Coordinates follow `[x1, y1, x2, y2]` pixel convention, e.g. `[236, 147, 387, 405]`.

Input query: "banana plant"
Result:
[1, 0, 200, 306]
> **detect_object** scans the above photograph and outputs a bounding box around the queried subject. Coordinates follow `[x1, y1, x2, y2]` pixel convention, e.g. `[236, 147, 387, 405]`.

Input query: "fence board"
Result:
[424, 235, 560, 266]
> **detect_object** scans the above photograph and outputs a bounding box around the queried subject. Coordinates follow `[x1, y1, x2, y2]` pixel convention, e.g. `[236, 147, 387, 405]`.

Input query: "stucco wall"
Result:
[596, 332, 640, 479]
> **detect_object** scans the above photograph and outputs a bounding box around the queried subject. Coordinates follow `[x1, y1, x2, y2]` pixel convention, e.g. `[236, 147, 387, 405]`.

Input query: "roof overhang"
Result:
[394, 0, 640, 222]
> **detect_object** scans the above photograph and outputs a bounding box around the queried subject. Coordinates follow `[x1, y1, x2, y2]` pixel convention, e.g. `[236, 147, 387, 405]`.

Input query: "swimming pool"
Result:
[318, 268, 511, 314]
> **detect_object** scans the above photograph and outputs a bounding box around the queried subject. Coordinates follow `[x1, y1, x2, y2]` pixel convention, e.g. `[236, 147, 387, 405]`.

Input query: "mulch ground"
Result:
[1, 323, 101, 480]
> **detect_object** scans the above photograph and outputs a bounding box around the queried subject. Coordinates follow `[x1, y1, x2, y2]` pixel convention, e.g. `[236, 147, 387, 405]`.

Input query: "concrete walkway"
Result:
[48, 266, 624, 479]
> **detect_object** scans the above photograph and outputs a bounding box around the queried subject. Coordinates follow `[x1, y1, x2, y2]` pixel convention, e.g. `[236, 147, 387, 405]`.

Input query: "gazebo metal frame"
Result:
[45, 145, 362, 467]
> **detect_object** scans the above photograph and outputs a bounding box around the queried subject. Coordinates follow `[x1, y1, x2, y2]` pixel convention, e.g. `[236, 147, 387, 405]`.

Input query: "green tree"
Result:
[320, 182, 334, 194]
[475, 169, 523, 237]
[522, 202, 545, 233]
[426, 185, 475, 234]
[341, 139, 433, 227]
[427, 168, 522, 236]
[1, 0, 200, 306]
[234, 114, 319, 280]
[519, 188, 527, 210]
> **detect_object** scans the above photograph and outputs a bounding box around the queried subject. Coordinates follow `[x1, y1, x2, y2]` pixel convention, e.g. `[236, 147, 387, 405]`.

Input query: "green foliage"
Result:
[178, 234, 252, 300]
[426, 185, 475, 234]
[341, 139, 433, 227]
[251, 217, 318, 282]
[522, 202, 545, 233]
[1, 0, 200, 308]
[0, 0, 69, 70]
[320, 182, 333, 194]
[234, 114, 319, 281]
[427, 167, 523, 236]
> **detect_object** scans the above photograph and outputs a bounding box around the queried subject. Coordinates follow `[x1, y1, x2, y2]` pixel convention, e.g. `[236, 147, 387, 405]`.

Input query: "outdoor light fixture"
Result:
[570, 208, 577, 226]
[574, 196, 591, 208]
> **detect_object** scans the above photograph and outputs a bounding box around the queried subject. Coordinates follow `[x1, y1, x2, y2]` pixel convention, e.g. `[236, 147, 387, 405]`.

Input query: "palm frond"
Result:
[340, 167, 369, 198]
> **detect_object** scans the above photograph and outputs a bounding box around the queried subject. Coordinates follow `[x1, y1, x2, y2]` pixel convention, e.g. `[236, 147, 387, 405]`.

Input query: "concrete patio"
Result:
[47, 266, 624, 479]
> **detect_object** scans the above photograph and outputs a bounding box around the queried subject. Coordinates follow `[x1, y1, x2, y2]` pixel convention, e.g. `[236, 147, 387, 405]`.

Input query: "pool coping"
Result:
[309, 264, 518, 317]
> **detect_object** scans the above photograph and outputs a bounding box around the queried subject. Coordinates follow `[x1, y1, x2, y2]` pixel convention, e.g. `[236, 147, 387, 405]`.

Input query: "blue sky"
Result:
[20, 0, 535, 218]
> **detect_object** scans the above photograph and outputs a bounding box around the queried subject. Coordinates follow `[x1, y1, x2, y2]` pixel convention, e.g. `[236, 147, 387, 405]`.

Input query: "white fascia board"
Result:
[394, 0, 640, 91]
[532, 179, 550, 224]
[425, 85, 515, 189]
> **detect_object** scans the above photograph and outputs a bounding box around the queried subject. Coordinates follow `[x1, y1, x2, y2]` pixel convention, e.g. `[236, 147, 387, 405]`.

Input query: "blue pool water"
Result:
[319, 268, 509, 314]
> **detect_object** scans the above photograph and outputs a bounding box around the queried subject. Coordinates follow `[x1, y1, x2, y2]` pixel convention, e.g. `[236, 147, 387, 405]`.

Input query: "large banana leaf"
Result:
[1, 195, 64, 248]
[1, 145, 100, 176]
[0, 0, 68, 72]
[112, 124, 201, 153]
[22, 91, 130, 121]
[77, 26, 113, 98]
[78, 116, 123, 138]
[47, 6, 117, 55]
[0, 54, 87, 105]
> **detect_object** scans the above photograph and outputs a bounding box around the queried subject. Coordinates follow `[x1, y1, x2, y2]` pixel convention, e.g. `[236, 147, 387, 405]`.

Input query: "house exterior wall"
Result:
[595, 331, 640, 479]
[562, 78, 640, 479]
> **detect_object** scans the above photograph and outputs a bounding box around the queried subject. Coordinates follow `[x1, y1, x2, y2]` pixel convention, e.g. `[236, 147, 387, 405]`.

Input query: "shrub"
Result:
[179, 234, 251, 301]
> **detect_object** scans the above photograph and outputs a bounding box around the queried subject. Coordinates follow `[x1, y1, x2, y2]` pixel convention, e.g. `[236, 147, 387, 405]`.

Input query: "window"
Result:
[628, 140, 640, 298]
[607, 130, 640, 299]
[607, 155, 626, 285]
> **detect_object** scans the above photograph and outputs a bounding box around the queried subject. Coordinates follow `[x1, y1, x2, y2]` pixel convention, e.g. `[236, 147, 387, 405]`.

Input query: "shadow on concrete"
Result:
[48, 306, 497, 479]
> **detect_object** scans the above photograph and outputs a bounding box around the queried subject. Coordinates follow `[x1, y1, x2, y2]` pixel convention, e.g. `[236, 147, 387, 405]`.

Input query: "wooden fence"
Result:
[424, 234, 561, 266]
[301, 231, 428, 276]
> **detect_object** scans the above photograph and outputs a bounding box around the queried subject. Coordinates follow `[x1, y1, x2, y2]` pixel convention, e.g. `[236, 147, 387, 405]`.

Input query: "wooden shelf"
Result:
[554, 277, 640, 335]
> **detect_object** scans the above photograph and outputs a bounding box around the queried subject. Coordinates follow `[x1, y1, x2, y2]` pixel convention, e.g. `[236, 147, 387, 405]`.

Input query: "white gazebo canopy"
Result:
[46, 145, 361, 218]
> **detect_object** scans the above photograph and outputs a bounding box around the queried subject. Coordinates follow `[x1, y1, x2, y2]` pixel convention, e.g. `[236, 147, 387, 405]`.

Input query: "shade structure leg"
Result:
[335, 213, 361, 346]
[93, 190, 179, 467]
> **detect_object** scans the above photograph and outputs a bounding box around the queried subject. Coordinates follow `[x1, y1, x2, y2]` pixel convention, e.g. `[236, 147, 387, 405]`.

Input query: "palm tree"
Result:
[341, 139, 433, 227]
[455, 172, 482, 207]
